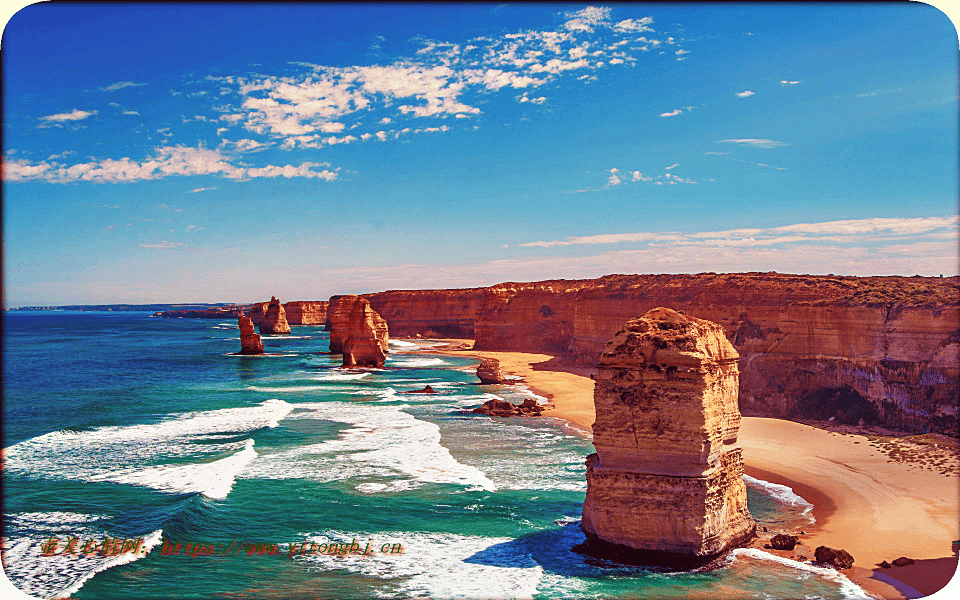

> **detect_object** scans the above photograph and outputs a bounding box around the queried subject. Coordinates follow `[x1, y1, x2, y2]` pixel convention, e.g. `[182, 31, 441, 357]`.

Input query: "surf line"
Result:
[159, 538, 405, 558]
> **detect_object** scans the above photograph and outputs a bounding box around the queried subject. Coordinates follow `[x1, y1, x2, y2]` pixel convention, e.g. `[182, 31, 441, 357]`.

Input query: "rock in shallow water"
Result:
[581, 307, 756, 565]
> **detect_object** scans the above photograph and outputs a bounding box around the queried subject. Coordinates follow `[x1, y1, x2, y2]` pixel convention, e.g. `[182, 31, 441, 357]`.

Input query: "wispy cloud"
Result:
[780, 80, 801, 86]
[139, 241, 183, 249]
[99, 81, 147, 92]
[2, 146, 339, 183]
[736, 90, 755, 98]
[520, 215, 959, 248]
[719, 138, 787, 148]
[188, 186, 217, 193]
[660, 108, 681, 117]
[39, 109, 97, 123]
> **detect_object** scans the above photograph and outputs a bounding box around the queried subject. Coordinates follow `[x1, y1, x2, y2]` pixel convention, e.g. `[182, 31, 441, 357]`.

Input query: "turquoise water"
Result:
[3, 313, 865, 599]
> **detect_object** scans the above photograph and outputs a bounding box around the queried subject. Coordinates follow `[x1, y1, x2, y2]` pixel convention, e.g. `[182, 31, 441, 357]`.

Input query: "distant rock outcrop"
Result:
[238, 315, 264, 355]
[580, 307, 756, 566]
[259, 296, 291, 335]
[476, 358, 509, 384]
[327, 295, 389, 368]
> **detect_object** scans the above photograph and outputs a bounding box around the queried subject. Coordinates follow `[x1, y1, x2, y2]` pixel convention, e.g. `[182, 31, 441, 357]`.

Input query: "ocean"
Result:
[2, 312, 869, 599]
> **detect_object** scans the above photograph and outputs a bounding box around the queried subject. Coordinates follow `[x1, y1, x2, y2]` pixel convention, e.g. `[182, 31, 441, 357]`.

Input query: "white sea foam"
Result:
[730, 548, 873, 599]
[297, 530, 542, 599]
[241, 402, 496, 492]
[260, 335, 314, 340]
[743, 475, 815, 520]
[389, 357, 446, 368]
[4, 400, 292, 498]
[515, 387, 549, 405]
[388, 339, 419, 348]
[308, 371, 371, 381]
[246, 385, 333, 393]
[2, 512, 162, 599]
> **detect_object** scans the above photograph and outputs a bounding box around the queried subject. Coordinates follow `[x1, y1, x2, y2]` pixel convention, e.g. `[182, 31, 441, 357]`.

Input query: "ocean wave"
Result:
[729, 548, 872, 599]
[308, 371, 371, 381]
[3, 511, 162, 599]
[4, 400, 291, 499]
[296, 530, 542, 599]
[388, 339, 419, 348]
[241, 402, 496, 492]
[742, 475, 815, 520]
[388, 357, 446, 368]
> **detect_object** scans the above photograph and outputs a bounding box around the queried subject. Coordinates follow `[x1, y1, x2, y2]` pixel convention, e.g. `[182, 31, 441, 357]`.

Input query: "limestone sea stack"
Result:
[237, 314, 264, 355]
[581, 307, 755, 566]
[327, 295, 389, 367]
[476, 358, 509, 384]
[260, 296, 291, 335]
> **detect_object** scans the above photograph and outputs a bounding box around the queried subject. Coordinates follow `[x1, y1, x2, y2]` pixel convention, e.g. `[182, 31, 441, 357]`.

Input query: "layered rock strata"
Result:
[366, 288, 484, 338]
[237, 315, 264, 355]
[327, 295, 389, 367]
[284, 300, 328, 325]
[258, 297, 291, 334]
[476, 358, 509, 384]
[470, 274, 959, 436]
[581, 308, 756, 565]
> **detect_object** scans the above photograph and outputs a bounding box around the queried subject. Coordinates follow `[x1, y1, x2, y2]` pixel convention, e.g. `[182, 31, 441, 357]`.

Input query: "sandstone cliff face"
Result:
[471, 274, 959, 435]
[248, 302, 268, 326]
[284, 300, 328, 325]
[581, 308, 755, 562]
[237, 315, 264, 355]
[366, 288, 484, 338]
[259, 296, 291, 335]
[327, 295, 389, 366]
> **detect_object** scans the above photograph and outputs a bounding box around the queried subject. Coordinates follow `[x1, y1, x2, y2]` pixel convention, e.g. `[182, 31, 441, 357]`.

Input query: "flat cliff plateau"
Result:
[581, 308, 755, 564]
[358, 273, 958, 435]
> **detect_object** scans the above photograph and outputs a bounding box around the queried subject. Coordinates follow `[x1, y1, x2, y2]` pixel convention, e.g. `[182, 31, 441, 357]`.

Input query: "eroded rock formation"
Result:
[327, 295, 389, 367]
[284, 301, 328, 325]
[472, 397, 543, 417]
[476, 358, 509, 384]
[581, 308, 756, 565]
[237, 315, 264, 355]
[815, 546, 855, 569]
[259, 297, 291, 335]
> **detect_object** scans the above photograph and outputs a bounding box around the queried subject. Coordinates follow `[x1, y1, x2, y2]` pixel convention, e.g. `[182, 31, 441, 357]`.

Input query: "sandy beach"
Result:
[429, 341, 960, 599]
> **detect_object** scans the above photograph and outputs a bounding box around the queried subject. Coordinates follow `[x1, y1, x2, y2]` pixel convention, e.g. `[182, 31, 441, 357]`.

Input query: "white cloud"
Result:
[607, 168, 621, 186]
[719, 138, 787, 148]
[2, 146, 338, 183]
[664, 162, 679, 170]
[631, 171, 651, 182]
[39, 109, 97, 123]
[780, 80, 801, 86]
[736, 90, 755, 98]
[660, 109, 681, 117]
[99, 81, 146, 92]
[675, 49, 690, 56]
[563, 6, 611, 32]
[614, 17, 655, 33]
[520, 215, 960, 250]
[189, 187, 217, 193]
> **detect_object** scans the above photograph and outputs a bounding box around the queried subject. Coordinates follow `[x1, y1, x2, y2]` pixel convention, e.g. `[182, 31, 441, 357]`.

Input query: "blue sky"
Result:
[2, 3, 958, 306]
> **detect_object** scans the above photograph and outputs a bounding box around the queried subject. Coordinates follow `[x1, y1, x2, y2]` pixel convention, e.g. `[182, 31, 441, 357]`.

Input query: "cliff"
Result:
[469, 274, 959, 435]
[327, 295, 389, 363]
[581, 308, 755, 564]
[366, 288, 485, 338]
[284, 300, 328, 325]
[259, 296, 291, 335]
[237, 315, 264, 355]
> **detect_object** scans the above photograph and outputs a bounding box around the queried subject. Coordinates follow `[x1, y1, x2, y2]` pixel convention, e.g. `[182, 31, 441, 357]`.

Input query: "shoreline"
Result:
[416, 339, 960, 600]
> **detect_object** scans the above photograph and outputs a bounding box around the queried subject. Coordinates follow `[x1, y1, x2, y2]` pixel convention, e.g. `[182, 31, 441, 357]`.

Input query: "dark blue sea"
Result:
[2, 312, 868, 599]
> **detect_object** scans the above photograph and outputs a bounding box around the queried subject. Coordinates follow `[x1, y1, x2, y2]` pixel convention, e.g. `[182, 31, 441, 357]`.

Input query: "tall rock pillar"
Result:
[238, 314, 265, 355]
[327, 295, 389, 368]
[581, 307, 755, 565]
[259, 296, 291, 335]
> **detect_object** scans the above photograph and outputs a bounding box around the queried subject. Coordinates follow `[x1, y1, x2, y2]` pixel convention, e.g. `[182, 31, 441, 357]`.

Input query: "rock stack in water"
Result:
[581, 307, 755, 566]
[237, 314, 264, 355]
[476, 358, 509, 384]
[259, 296, 291, 335]
[327, 295, 389, 367]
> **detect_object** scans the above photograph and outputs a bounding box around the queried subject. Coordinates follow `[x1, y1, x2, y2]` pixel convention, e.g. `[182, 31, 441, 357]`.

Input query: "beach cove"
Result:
[436, 342, 960, 600]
